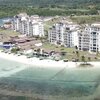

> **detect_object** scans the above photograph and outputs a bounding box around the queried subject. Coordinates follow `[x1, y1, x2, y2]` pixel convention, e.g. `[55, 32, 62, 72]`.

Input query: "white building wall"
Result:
[48, 23, 100, 52]
[12, 13, 44, 37]
[33, 24, 39, 36]
[38, 22, 44, 37]
[98, 34, 100, 52]
[48, 23, 79, 48]
[72, 31, 79, 47]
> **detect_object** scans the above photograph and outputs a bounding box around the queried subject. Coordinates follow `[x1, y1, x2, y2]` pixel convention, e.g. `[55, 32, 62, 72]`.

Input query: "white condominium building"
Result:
[78, 30, 90, 51]
[89, 23, 100, 52]
[49, 22, 100, 53]
[78, 23, 100, 52]
[48, 23, 65, 45]
[48, 22, 79, 47]
[12, 13, 44, 37]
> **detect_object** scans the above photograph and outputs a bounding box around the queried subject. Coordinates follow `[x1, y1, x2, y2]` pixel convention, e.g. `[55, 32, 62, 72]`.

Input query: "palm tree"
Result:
[81, 55, 86, 63]
[37, 48, 41, 53]
[76, 51, 79, 58]
[96, 49, 99, 56]
[88, 57, 91, 61]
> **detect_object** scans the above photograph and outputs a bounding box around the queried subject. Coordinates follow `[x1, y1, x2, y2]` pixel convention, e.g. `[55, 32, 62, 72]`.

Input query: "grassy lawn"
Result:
[0, 29, 20, 42]
[42, 42, 75, 52]
[42, 42, 100, 61]
[44, 15, 100, 31]
[0, 29, 20, 36]
[70, 15, 100, 24]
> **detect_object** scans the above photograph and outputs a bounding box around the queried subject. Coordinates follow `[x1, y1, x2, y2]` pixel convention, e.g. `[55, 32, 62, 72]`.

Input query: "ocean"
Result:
[0, 58, 100, 100]
[0, 18, 12, 26]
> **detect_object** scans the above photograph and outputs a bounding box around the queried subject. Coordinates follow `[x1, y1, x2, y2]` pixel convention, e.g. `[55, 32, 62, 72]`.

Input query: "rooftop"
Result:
[91, 23, 100, 28]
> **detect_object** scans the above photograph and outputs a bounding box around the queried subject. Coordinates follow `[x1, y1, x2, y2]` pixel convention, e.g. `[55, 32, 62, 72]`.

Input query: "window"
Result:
[93, 44, 96, 46]
[93, 47, 96, 50]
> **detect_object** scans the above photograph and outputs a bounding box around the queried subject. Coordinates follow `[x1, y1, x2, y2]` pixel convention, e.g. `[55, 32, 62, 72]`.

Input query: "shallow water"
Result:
[0, 58, 100, 100]
[0, 58, 28, 77]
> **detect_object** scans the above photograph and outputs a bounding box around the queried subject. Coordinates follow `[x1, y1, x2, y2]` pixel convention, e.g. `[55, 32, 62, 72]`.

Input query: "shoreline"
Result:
[0, 51, 100, 68]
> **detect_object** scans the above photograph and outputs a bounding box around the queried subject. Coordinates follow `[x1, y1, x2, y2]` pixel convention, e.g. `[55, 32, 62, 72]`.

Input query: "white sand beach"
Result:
[0, 50, 100, 69]
[0, 50, 74, 68]
[0, 50, 100, 79]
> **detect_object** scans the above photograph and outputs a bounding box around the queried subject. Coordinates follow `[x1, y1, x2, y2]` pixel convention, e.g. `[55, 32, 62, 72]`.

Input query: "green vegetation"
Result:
[44, 17, 61, 31]
[0, 6, 99, 18]
[81, 55, 86, 62]
[71, 15, 100, 24]
[42, 42, 100, 61]
[11, 48, 20, 54]
[0, 29, 20, 36]
[0, 95, 41, 100]
[0, 29, 20, 42]
[0, 0, 99, 18]
[0, 0, 99, 7]
[0, 0, 100, 18]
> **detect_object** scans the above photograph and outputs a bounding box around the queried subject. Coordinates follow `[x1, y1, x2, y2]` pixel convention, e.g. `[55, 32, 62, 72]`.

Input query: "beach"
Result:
[0, 50, 100, 69]
[0, 50, 75, 68]
[0, 50, 100, 100]
[0, 50, 75, 78]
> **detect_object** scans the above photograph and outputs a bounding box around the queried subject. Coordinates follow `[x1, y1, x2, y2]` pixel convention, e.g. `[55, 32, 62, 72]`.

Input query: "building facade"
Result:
[78, 23, 100, 52]
[12, 13, 44, 37]
[78, 30, 90, 51]
[48, 22, 79, 48]
[89, 23, 100, 52]
[48, 22, 100, 53]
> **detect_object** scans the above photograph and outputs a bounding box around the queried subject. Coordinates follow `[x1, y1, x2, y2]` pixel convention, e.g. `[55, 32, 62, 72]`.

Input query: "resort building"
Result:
[78, 23, 100, 52]
[78, 30, 90, 51]
[48, 22, 79, 47]
[89, 23, 100, 52]
[12, 13, 44, 37]
[48, 22, 100, 53]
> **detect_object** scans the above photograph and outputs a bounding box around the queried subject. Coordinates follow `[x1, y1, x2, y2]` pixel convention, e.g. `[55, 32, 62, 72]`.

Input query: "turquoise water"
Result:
[0, 18, 6, 26]
[0, 18, 3, 26]
[0, 58, 29, 77]
[0, 18, 12, 26]
[0, 58, 100, 100]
